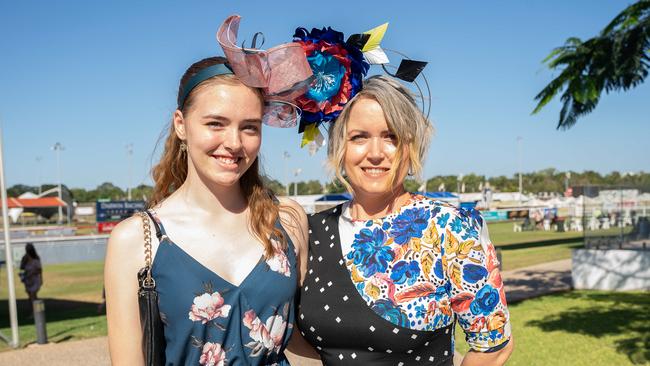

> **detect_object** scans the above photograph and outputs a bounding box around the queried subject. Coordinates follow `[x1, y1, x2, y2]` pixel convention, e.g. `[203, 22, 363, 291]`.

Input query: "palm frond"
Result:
[602, 0, 650, 35]
[533, 0, 650, 129]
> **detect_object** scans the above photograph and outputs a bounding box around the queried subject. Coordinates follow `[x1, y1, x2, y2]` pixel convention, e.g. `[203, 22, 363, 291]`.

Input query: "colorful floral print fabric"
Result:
[340, 195, 511, 352]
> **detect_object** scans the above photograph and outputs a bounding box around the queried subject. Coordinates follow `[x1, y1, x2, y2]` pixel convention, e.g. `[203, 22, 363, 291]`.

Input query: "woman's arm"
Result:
[461, 337, 514, 366]
[104, 215, 148, 366]
[444, 208, 513, 365]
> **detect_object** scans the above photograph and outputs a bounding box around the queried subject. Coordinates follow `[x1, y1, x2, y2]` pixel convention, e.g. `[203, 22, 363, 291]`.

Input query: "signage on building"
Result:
[96, 200, 146, 233]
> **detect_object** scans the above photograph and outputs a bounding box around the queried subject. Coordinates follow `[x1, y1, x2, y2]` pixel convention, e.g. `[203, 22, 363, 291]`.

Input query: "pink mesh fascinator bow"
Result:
[217, 15, 314, 128]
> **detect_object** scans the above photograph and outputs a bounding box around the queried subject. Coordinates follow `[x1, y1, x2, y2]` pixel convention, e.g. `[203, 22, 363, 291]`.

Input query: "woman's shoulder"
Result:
[110, 215, 145, 241]
[105, 214, 151, 277]
[106, 214, 150, 257]
[276, 196, 307, 226]
[306, 203, 345, 224]
[411, 196, 484, 223]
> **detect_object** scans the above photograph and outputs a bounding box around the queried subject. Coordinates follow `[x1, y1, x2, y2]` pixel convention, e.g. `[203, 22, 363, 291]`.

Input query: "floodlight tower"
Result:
[52, 142, 65, 224]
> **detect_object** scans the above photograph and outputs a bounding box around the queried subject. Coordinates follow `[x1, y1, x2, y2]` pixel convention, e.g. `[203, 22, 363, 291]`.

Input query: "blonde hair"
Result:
[327, 75, 434, 192]
[150, 56, 287, 258]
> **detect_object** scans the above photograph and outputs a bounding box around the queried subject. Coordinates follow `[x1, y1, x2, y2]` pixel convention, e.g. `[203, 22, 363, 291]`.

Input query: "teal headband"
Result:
[178, 63, 234, 109]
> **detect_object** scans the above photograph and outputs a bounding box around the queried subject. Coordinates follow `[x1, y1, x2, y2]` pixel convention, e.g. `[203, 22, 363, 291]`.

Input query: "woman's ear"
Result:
[173, 110, 187, 140]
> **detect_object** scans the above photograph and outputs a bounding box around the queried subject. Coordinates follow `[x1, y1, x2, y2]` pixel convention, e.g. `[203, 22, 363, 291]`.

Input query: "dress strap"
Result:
[144, 209, 166, 240]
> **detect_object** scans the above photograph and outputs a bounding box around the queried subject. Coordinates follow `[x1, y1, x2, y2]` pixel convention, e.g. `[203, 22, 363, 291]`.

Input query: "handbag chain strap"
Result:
[138, 211, 155, 288]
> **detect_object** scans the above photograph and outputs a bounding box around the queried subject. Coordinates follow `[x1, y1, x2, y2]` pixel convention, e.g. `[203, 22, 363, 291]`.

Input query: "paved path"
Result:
[501, 259, 572, 303]
[0, 259, 572, 365]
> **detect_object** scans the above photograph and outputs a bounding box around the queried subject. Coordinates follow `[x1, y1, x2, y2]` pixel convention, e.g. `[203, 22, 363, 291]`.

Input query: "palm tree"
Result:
[533, 1, 650, 129]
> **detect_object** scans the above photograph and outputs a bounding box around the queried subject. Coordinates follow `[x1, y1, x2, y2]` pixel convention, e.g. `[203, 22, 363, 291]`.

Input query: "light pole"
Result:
[52, 142, 64, 224]
[283, 151, 290, 196]
[126, 143, 133, 201]
[0, 123, 20, 348]
[517, 136, 523, 201]
[36, 156, 43, 195]
[293, 168, 302, 198]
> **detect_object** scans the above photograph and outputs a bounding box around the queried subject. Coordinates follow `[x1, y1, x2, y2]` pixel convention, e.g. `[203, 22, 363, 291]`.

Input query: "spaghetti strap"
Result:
[144, 209, 166, 240]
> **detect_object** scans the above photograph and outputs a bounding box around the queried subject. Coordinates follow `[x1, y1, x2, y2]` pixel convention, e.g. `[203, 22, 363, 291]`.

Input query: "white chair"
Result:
[602, 218, 611, 230]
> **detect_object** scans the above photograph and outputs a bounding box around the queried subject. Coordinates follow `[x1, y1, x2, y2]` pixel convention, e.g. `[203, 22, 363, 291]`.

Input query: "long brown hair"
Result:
[150, 56, 286, 257]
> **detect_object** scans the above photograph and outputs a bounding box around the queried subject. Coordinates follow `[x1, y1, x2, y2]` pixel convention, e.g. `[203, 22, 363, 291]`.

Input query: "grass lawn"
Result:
[485, 221, 584, 271]
[455, 291, 650, 365]
[5, 263, 647, 366]
[0, 261, 106, 352]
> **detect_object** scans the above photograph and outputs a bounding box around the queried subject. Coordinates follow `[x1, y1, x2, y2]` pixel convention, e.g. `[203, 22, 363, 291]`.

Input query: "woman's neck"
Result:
[350, 188, 410, 220]
[171, 167, 248, 216]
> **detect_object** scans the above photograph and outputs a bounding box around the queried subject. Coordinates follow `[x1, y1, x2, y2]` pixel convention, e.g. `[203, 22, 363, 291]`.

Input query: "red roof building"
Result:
[6, 197, 67, 208]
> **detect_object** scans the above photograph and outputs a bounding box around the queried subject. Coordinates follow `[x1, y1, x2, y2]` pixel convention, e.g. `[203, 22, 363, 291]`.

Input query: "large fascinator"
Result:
[293, 22, 431, 154]
[216, 15, 314, 128]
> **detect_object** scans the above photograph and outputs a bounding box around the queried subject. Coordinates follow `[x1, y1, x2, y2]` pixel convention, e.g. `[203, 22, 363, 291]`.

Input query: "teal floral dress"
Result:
[297, 194, 511, 365]
[147, 210, 297, 365]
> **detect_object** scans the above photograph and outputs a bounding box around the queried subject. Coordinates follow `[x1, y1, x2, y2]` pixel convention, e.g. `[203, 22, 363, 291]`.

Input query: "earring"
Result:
[180, 142, 187, 152]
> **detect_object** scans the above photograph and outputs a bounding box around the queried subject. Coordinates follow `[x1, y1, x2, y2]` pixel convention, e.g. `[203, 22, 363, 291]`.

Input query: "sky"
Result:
[1, 0, 648, 190]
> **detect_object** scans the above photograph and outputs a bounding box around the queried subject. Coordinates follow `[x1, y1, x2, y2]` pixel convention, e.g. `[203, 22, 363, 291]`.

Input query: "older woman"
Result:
[296, 75, 513, 365]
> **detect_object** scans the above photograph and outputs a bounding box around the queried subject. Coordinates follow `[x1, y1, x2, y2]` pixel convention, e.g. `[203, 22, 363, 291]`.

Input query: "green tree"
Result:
[426, 175, 458, 192]
[403, 179, 422, 192]
[70, 188, 90, 202]
[131, 184, 154, 201]
[262, 176, 286, 196]
[325, 179, 347, 194]
[533, 1, 650, 129]
[94, 182, 125, 200]
[7, 184, 38, 197]
[293, 180, 323, 195]
[462, 174, 486, 193]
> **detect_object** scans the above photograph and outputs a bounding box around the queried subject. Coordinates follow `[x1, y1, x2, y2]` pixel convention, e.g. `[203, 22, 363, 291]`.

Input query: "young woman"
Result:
[297, 76, 514, 365]
[105, 56, 308, 365]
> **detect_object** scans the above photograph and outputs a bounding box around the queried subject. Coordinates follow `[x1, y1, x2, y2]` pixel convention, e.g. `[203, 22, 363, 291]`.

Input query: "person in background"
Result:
[20, 243, 43, 308]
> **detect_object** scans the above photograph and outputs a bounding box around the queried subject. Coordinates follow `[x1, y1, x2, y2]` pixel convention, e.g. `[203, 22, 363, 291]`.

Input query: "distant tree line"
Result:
[7, 169, 649, 202]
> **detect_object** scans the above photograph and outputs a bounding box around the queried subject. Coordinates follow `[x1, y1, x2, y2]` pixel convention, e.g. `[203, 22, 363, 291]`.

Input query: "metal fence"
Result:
[0, 235, 109, 266]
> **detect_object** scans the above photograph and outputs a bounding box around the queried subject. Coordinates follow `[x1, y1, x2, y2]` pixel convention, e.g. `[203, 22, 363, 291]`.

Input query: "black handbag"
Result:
[137, 211, 166, 366]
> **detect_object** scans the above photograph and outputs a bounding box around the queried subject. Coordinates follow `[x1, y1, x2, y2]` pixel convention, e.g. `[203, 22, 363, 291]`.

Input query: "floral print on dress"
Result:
[341, 194, 511, 352]
[265, 238, 291, 277]
[199, 342, 227, 366]
[243, 307, 288, 357]
[188, 286, 232, 324]
[346, 227, 394, 277]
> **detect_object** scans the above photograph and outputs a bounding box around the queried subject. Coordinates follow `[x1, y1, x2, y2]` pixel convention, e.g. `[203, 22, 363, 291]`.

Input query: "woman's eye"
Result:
[350, 135, 367, 142]
[207, 121, 224, 128]
[243, 125, 260, 133]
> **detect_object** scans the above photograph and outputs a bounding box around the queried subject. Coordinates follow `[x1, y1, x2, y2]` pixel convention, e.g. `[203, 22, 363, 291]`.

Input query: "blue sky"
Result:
[1, 0, 648, 190]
